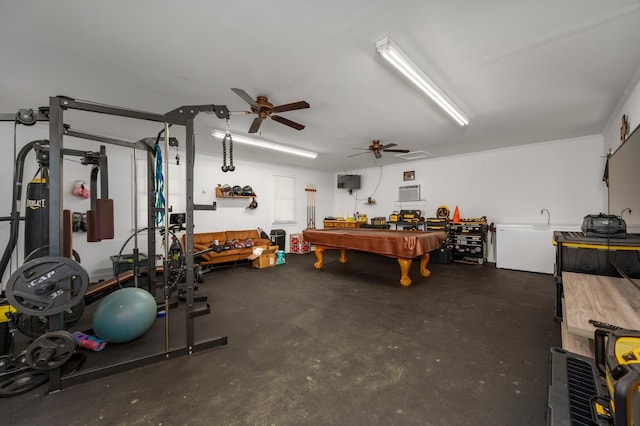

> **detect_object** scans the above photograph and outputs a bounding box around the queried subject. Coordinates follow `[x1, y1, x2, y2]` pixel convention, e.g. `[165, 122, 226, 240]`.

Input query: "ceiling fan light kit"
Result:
[211, 131, 318, 159]
[349, 140, 410, 159]
[376, 36, 469, 126]
[231, 88, 310, 134]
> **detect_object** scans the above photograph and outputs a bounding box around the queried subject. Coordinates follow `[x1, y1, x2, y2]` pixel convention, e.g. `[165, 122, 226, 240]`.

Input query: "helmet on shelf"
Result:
[220, 184, 232, 195]
[242, 185, 253, 196]
[232, 185, 243, 196]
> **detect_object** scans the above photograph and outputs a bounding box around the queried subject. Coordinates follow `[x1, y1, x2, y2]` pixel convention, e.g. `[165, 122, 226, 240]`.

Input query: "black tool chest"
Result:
[449, 220, 488, 264]
[426, 218, 453, 263]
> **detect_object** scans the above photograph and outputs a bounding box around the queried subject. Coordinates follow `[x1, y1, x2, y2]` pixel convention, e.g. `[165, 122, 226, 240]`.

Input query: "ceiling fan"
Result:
[348, 140, 410, 159]
[231, 88, 310, 134]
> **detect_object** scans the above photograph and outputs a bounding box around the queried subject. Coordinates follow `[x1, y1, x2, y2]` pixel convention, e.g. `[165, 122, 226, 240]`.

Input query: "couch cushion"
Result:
[194, 231, 227, 246]
[226, 229, 260, 241]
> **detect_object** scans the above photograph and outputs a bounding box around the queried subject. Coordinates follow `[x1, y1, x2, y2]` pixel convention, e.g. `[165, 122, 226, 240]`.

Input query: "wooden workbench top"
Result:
[563, 272, 640, 339]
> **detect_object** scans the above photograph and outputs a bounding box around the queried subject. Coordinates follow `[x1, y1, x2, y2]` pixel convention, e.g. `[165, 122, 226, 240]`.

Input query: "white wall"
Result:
[334, 135, 607, 262]
[603, 76, 640, 154]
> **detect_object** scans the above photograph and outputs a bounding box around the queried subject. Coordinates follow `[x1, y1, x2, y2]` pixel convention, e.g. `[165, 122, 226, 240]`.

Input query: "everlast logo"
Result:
[26, 198, 46, 210]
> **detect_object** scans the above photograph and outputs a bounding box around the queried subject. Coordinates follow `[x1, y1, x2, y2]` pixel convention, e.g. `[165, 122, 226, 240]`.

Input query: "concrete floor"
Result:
[2, 251, 560, 425]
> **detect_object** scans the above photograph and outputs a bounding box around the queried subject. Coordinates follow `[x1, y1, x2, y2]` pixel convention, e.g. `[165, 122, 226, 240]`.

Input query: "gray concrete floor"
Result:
[2, 251, 560, 425]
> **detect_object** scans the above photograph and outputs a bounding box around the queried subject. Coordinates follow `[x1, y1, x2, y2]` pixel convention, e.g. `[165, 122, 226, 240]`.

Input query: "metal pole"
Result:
[163, 122, 170, 353]
[132, 147, 139, 287]
[47, 96, 64, 392]
[185, 118, 196, 351]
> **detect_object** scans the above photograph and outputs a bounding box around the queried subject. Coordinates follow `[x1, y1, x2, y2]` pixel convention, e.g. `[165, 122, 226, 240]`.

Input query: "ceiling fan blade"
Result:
[248, 117, 262, 133]
[231, 88, 260, 110]
[382, 149, 410, 153]
[272, 101, 310, 113]
[379, 143, 397, 150]
[271, 115, 305, 131]
[347, 151, 369, 158]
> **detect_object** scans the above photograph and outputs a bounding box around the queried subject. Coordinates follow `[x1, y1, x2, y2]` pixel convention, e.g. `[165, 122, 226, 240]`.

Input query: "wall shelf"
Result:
[215, 186, 256, 199]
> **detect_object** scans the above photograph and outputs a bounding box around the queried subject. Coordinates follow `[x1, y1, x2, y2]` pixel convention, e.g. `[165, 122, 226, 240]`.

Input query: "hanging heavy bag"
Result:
[581, 213, 626, 238]
[24, 178, 48, 259]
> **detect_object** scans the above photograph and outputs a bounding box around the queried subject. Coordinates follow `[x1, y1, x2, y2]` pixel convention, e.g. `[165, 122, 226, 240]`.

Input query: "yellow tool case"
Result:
[548, 328, 640, 425]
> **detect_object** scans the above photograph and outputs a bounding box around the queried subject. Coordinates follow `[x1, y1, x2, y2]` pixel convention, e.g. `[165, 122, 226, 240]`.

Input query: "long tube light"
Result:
[211, 130, 318, 159]
[376, 36, 469, 126]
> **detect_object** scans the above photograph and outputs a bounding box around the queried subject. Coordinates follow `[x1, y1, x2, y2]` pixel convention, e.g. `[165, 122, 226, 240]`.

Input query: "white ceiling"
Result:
[2, 1, 640, 172]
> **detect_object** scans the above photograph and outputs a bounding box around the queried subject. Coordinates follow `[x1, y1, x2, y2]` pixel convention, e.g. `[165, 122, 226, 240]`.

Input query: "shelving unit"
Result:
[450, 220, 488, 264]
[323, 220, 364, 229]
[215, 186, 256, 199]
[426, 218, 453, 264]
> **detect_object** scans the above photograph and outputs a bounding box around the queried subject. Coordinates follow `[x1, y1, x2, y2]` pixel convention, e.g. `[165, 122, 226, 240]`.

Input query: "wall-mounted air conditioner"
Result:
[398, 185, 420, 202]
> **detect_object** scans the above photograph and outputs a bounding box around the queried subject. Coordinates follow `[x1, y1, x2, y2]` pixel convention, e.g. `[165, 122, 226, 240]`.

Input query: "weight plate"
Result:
[13, 352, 28, 370]
[25, 246, 81, 264]
[0, 355, 11, 374]
[0, 370, 48, 398]
[25, 330, 76, 371]
[16, 300, 86, 339]
[0, 352, 29, 374]
[5, 256, 89, 316]
[194, 265, 204, 284]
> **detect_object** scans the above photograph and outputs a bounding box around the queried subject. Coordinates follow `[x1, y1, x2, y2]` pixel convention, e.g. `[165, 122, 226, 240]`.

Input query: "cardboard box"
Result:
[249, 245, 279, 269]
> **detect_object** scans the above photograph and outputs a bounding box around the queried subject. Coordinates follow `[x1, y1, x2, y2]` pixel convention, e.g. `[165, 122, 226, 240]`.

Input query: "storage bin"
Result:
[270, 229, 286, 251]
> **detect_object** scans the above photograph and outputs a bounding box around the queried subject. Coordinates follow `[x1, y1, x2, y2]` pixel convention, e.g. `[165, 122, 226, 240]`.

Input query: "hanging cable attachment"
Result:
[221, 132, 228, 172]
[227, 131, 235, 172]
[220, 118, 235, 172]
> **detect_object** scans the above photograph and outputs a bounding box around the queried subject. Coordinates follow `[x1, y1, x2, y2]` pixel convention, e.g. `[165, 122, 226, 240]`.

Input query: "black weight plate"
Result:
[0, 355, 11, 374]
[16, 313, 47, 339]
[194, 265, 204, 284]
[25, 330, 76, 371]
[0, 370, 48, 398]
[16, 299, 86, 339]
[5, 256, 89, 316]
[25, 246, 82, 264]
[13, 352, 28, 370]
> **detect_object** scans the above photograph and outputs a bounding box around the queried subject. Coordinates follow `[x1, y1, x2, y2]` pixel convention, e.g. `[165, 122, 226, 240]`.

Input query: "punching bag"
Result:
[24, 178, 48, 259]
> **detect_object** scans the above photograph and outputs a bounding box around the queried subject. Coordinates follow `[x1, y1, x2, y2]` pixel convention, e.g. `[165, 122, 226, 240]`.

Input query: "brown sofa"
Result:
[184, 229, 271, 267]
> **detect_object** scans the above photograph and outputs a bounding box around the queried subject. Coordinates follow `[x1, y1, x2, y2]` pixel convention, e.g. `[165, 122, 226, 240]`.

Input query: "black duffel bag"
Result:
[581, 213, 626, 238]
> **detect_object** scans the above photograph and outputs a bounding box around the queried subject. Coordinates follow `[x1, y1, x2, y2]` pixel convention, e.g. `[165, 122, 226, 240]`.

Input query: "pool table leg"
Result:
[397, 258, 413, 287]
[313, 246, 325, 269]
[419, 252, 431, 278]
[398, 253, 431, 287]
[313, 246, 348, 269]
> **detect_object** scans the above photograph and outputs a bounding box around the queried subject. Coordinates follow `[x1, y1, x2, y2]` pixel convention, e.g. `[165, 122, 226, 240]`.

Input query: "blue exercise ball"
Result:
[92, 287, 157, 344]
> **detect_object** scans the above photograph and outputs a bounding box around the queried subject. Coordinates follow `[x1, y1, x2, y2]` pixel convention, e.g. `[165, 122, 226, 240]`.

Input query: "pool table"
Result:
[302, 228, 447, 286]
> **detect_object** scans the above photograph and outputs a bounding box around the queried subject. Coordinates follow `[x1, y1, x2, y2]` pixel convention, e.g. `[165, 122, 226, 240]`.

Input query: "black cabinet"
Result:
[449, 221, 487, 264]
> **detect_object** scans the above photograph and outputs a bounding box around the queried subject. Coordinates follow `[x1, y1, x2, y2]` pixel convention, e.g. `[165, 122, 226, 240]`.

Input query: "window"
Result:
[272, 175, 295, 224]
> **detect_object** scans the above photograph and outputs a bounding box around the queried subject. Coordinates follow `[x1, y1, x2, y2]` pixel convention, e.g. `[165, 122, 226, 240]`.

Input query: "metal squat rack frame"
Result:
[2, 96, 230, 392]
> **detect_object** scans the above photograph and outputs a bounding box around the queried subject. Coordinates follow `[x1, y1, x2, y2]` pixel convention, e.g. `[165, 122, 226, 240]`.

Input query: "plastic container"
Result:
[270, 229, 286, 251]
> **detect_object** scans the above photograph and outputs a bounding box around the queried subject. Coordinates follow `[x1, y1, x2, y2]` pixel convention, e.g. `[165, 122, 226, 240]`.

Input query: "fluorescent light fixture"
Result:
[376, 36, 469, 126]
[212, 130, 318, 159]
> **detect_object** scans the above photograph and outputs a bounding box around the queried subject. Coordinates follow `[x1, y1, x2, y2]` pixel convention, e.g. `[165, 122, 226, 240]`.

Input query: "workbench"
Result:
[560, 271, 640, 357]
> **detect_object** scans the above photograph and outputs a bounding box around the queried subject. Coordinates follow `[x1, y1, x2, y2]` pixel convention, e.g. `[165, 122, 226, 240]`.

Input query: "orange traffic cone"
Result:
[452, 205, 460, 223]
